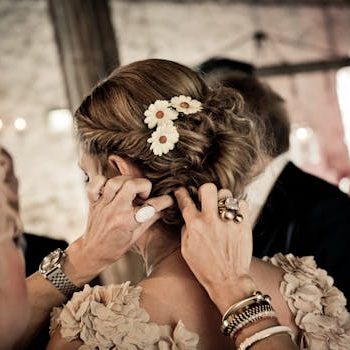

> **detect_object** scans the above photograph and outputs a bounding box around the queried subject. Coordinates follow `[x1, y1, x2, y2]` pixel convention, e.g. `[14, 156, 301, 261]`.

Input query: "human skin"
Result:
[2, 146, 297, 349]
[0, 229, 28, 350]
[0, 146, 173, 348]
[176, 185, 298, 349]
[48, 153, 297, 349]
[0, 155, 28, 350]
[17, 152, 173, 348]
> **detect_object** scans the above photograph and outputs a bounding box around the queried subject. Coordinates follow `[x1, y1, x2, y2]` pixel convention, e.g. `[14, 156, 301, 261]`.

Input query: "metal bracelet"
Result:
[221, 301, 275, 336]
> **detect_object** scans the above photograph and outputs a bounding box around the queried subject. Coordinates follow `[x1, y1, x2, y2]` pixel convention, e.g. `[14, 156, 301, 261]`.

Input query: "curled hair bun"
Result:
[148, 85, 262, 228]
[75, 59, 262, 232]
[203, 85, 245, 116]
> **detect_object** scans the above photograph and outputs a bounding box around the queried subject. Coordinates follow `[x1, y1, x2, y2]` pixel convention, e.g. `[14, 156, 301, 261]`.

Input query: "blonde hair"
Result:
[75, 59, 262, 230]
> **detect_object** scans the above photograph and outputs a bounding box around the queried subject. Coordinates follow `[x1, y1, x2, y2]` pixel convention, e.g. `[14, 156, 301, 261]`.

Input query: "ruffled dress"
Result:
[50, 254, 350, 350]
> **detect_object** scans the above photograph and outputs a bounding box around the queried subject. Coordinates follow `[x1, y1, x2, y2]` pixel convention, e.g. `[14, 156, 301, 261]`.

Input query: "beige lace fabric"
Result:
[264, 253, 350, 350]
[50, 254, 350, 350]
[50, 282, 199, 350]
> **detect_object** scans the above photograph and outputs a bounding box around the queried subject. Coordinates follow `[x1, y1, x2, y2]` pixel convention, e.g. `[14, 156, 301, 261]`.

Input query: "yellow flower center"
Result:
[159, 136, 167, 144]
[156, 111, 164, 119]
[180, 102, 190, 108]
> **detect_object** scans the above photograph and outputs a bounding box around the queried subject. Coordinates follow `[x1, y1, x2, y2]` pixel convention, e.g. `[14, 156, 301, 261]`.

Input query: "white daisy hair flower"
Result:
[170, 95, 202, 115]
[147, 122, 179, 156]
[144, 100, 178, 129]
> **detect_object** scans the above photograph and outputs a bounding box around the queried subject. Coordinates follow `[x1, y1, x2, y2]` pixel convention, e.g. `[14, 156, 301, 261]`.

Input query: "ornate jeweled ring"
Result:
[218, 197, 243, 223]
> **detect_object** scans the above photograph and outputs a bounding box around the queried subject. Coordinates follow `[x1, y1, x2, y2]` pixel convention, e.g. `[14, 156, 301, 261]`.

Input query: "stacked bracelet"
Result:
[237, 325, 294, 350]
[221, 291, 277, 338]
[222, 302, 276, 336]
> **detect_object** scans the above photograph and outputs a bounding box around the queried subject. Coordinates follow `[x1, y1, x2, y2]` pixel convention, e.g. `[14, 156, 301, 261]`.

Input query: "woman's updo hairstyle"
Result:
[75, 59, 263, 230]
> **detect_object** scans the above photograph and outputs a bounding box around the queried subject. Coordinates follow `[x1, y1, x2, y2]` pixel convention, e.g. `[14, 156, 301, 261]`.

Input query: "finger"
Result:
[99, 176, 133, 205]
[86, 175, 107, 203]
[238, 200, 249, 223]
[217, 188, 233, 200]
[197, 183, 218, 214]
[132, 194, 174, 225]
[114, 178, 152, 209]
[175, 187, 198, 222]
[180, 226, 190, 261]
[145, 194, 174, 213]
[180, 225, 187, 242]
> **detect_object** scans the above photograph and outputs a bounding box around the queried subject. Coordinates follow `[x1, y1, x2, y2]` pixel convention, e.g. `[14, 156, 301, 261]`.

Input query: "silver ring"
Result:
[134, 204, 156, 223]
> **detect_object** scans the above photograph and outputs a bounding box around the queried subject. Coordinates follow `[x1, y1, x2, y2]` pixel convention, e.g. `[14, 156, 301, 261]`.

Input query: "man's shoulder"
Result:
[274, 162, 350, 205]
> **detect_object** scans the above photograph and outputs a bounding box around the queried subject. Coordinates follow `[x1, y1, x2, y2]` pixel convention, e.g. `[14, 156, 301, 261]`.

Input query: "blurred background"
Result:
[1, 0, 350, 242]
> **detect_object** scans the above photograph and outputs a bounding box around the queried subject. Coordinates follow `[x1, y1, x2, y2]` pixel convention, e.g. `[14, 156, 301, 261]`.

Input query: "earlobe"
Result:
[107, 155, 142, 177]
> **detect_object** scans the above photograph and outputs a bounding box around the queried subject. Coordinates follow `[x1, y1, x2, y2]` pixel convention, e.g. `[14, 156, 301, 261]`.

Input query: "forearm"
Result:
[17, 273, 66, 348]
[17, 242, 101, 347]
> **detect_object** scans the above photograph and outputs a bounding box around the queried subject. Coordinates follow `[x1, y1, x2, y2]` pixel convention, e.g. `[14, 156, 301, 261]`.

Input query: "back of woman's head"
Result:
[75, 59, 262, 230]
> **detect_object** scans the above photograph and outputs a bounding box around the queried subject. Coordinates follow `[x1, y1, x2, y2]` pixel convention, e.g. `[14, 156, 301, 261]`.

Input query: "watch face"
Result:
[40, 250, 62, 273]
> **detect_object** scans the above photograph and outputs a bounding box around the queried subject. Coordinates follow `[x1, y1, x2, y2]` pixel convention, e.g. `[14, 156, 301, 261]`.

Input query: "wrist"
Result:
[234, 318, 281, 348]
[209, 275, 257, 315]
[63, 241, 102, 286]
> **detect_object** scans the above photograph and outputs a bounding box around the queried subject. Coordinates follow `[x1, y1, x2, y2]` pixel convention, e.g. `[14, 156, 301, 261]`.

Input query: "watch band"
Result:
[39, 248, 81, 298]
[46, 267, 81, 298]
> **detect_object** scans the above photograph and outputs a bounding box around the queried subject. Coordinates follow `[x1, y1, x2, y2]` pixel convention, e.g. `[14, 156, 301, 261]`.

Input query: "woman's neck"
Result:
[133, 224, 182, 276]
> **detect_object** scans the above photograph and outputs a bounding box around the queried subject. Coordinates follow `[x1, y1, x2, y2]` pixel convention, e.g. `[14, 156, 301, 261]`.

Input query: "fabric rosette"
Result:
[264, 253, 350, 350]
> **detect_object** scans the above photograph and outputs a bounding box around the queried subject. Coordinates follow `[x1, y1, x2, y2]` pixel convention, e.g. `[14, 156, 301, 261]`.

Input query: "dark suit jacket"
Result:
[24, 233, 68, 277]
[253, 162, 350, 305]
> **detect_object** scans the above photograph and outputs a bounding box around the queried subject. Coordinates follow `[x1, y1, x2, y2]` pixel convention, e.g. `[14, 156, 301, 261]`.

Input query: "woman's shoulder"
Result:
[50, 282, 199, 350]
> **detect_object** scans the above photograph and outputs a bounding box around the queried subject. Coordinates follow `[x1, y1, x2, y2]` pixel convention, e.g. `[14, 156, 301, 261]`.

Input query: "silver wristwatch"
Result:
[39, 248, 81, 298]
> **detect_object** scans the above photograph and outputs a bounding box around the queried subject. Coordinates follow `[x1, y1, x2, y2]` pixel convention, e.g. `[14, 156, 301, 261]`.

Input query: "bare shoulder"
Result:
[138, 275, 234, 350]
[138, 274, 222, 330]
[138, 276, 190, 326]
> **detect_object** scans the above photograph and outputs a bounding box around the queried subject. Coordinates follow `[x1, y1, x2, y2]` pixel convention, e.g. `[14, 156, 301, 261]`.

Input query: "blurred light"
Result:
[48, 109, 73, 133]
[290, 124, 321, 166]
[339, 177, 350, 195]
[336, 67, 350, 153]
[0, 119, 3, 130]
[295, 126, 313, 142]
[14, 117, 27, 131]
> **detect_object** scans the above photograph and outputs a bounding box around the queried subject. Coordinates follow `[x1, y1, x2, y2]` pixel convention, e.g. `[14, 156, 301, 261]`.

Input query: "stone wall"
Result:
[0, 0, 349, 241]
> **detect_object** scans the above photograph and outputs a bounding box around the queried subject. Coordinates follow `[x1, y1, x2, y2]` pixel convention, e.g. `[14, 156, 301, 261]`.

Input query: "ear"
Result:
[107, 155, 142, 177]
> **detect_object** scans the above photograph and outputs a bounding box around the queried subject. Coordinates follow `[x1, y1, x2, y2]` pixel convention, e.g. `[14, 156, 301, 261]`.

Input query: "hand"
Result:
[64, 175, 173, 286]
[175, 184, 256, 314]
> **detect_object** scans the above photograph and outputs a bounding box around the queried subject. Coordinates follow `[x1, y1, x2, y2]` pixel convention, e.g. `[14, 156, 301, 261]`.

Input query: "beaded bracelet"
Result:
[231, 315, 277, 342]
[221, 292, 274, 338]
[221, 302, 276, 336]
